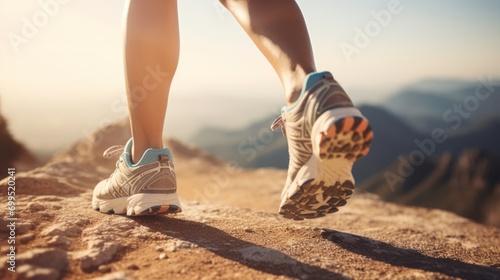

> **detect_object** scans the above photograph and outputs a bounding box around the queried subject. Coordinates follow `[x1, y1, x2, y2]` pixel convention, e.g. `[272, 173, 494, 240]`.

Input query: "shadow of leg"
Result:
[321, 229, 500, 279]
[131, 216, 346, 279]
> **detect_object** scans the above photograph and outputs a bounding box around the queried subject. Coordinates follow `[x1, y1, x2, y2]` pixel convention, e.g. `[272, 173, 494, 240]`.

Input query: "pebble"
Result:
[244, 227, 254, 233]
[91, 271, 132, 280]
[127, 264, 139, 270]
[17, 264, 59, 280]
[19, 233, 36, 244]
[75, 218, 90, 227]
[42, 223, 81, 238]
[166, 240, 198, 252]
[47, 235, 71, 248]
[26, 202, 46, 211]
[17, 222, 34, 235]
[98, 265, 112, 273]
[34, 196, 62, 202]
[17, 248, 68, 271]
[201, 259, 213, 265]
[155, 246, 164, 252]
[79, 239, 120, 271]
[159, 253, 168, 260]
[237, 246, 296, 265]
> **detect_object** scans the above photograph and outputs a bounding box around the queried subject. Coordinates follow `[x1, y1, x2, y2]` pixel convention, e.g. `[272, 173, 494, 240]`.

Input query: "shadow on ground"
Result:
[133, 216, 346, 279]
[321, 229, 500, 279]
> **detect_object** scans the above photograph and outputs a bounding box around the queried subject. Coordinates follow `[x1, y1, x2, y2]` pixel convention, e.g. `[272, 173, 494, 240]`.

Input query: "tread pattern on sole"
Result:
[94, 204, 182, 216]
[137, 205, 182, 216]
[280, 116, 372, 220]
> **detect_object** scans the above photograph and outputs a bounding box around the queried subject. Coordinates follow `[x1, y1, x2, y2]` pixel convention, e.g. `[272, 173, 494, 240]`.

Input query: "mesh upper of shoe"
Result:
[271, 72, 353, 189]
[95, 140, 177, 200]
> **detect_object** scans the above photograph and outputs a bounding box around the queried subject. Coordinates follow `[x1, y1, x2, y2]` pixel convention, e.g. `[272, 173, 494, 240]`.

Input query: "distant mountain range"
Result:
[354, 104, 500, 183]
[359, 149, 500, 227]
[381, 78, 500, 133]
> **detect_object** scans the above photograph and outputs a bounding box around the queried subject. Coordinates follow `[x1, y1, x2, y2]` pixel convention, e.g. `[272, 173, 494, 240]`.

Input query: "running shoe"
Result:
[92, 139, 182, 216]
[271, 71, 373, 220]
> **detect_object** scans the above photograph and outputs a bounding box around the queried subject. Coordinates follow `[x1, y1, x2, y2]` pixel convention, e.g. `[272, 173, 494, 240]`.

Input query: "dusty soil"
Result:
[1, 120, 499, 279]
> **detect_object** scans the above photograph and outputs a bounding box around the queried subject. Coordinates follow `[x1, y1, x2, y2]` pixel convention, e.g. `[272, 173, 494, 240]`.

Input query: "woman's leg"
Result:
[125, 0, 179, 163]
[220, 0, 316, 105]
[222, 0, 372, 220]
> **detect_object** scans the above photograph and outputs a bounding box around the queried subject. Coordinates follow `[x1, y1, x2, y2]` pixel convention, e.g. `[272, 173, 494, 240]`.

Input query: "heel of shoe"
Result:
[126, 193, 182, 216]
[311, 107, 373, 162]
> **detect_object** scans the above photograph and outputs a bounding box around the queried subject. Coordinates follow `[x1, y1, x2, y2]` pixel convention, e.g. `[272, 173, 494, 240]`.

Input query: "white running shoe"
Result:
[92, 139, 182, 216]
[271, 71, 373, 220]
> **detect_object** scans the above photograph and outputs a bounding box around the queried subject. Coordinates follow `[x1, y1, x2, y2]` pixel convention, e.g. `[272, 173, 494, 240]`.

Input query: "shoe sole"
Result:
[279, 107, 372, 220]
[92, 193, 182, 216]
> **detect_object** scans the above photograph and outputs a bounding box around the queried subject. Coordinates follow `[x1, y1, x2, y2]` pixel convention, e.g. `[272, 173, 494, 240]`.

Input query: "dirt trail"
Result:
[1, 120, 499, 279]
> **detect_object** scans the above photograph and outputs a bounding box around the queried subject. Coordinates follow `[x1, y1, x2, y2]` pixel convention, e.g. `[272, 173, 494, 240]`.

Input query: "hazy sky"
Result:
[1, 0, 499, 153]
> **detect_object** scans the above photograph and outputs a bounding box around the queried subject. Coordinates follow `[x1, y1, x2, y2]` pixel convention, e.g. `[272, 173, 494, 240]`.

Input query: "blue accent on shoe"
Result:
[287, 71, 331, 111]
[123, 138, 174, 167]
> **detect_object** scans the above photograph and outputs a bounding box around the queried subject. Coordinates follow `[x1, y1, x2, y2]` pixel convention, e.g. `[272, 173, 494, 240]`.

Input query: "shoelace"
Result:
[271, 115, 286, 136]
[102, 145, 125, 159]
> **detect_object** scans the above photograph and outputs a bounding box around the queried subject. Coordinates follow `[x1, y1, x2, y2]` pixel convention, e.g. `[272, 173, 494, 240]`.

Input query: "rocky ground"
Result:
[1, 120, 499, 279]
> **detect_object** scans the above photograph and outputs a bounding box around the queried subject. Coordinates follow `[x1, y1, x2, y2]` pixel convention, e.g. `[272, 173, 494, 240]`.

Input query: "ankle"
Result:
[131, 140, 163, 164]
[284, 67, 315, 106]
[131, 144, 144, 164]
[285, 87, 302, 106]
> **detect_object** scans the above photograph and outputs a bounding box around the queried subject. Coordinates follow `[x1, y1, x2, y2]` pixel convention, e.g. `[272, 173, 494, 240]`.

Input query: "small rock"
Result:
[42, 213, 54, 219]
[155, 246, 164, 252]
[19, 233, 36, 244]
[0, 246, 10, 253]
[34, 196, 62, 202]
[91, 271, 131, 280]
[42, 223, 81, 238]
[201, 259, 213, 265]
[17, 248, 68, 271]
[47, 235, 71, 248]
[159, 253, 168, 260]
[79, 239, 120, 271]
[17, 222, 34, 234]
[166, 240, 198, 252]
[127, 264, 139, 270]
[237, 246, 296, 265]
[27, 202, 46, 211]
[17, 264, 59, 280]
[98, 265, 112, 273]
[244, 227, 254, 233]
[75, 218, 90, 227]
